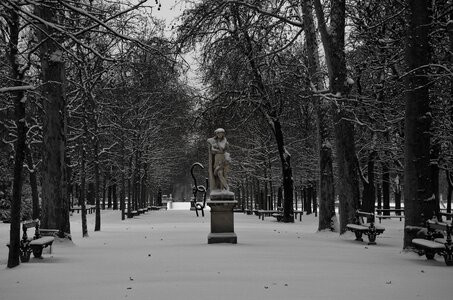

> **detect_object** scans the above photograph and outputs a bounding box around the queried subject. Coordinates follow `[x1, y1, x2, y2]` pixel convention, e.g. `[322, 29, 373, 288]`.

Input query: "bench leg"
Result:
[367, 233, 377, 245]
[32, 247, 43, 258]
[444, 253, 453, 266]
[425, 250, 435, 260]
[354, 231, 363, 242]
[20, 248, 31, 262]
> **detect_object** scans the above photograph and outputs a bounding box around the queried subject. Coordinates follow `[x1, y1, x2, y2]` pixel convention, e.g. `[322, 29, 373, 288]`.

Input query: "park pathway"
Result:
[1, 209, 452, 300]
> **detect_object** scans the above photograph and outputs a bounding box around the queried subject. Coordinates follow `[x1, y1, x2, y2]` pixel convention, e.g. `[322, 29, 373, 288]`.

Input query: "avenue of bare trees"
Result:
[1, 0, 452, 269]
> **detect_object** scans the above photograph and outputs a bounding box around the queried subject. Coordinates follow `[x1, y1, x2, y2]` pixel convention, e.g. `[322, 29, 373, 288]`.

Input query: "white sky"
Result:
[148, 1, 201, 86]
[150, 0, 188, 37]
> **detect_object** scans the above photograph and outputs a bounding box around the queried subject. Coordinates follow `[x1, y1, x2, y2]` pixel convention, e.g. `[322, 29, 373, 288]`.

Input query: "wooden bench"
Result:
[271, 210, 302, 222]
[70, 205, 95, 214]
[7, 219, 56, 262]
[440, 211, 452, 221]
[346, 210, 385, 245]
[375, 208, 405, 223]
[294, 210, 303, 222]
[272, 212, 284, 222]
[411, 219, 452, 266]
[257, 210, 281, 220]
[150, 206, 167, 210]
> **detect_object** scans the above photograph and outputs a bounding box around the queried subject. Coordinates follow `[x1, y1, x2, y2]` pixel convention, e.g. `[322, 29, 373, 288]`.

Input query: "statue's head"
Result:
[214, 128, 225, 138]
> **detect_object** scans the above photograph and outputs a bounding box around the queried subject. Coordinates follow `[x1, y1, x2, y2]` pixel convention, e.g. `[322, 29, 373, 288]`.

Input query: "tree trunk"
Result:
[382, 162, 390, 215]
[113, 184, 117, 211]
[403, 0, 433, 248]
[334, 116, 360, 233]
[7, 7, 26, 268]
[108, 185, 113, 209]
[94, 126, 101, 231]
[80, 142, 88, 237]
[446, 171, 452, 220]
[120, 139, 126, 220]
[395, 175, 402, 215]
[376, 184, 382, 210]
[273, 119, 294, 223]
[26, 146, 40, 220]
[35, 3, 70, 236]
[102, 174, 106, 210]
[301, 0, 336, 231]
[430, 144, 440, 219]
[128, 155, 132, 217]
[314, 0, 359, 233]
[360, 151, 377, 213]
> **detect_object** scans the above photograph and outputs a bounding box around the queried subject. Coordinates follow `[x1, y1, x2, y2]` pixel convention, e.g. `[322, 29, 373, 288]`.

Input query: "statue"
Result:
[206, 128, 237, 243]
[207, 128, 231, 193]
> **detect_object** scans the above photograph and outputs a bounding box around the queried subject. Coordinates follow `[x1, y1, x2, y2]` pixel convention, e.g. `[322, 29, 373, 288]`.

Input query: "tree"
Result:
[178, 0, 302, 222]
[4, 4, 29, 268]
[35, 2, 70, 236]
[299, 0, 336, 231]
[313, 0, 360, 233]
[403, 0, 434, 248]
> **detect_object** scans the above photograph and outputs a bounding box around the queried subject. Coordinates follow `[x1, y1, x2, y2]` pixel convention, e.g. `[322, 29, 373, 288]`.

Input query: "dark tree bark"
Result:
[430, 144, 440, 219]
[26, 146, 40, 220]
[127, 155, 132, 217]
[394, 175, 402, 215]
[120, 139, 126, 220]
[113, 183, 117, 210]
[314, 0, 360, 233]
[446, 171, 452, 220]
[273, 119, 294, 222]
[94, 123, 101, 231]
[80, 142, 88, 237]
[301, 0, 336, 231]
[377, 184, 382, 210]
[403, 0, 433, 248]
[102, 174, 107, 210]
[382, 162, 390, 215]
[108, 184, 113, 209]
[7, 7, 27, 268]
[359, 151, 377, 213]
[36, 3, 70, 236]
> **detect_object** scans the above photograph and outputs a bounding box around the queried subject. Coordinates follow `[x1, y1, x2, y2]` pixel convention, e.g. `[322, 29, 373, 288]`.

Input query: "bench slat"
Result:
[412, 238, 445, 249]
[346, 224, 369, 231]
[29, 236, 55, 246]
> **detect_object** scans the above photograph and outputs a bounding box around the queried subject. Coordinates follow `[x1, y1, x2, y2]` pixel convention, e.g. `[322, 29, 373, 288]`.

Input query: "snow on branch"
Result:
[0, 85, 36, 93]
[56, 0, 167, 57]
[224, 1, 303, 28]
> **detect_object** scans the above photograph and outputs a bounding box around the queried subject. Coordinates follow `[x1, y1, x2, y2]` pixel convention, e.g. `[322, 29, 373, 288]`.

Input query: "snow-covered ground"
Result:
[1, 209, 452, 300]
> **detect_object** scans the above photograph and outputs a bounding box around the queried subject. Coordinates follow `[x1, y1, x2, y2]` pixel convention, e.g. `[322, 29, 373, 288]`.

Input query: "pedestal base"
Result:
[207, 232, 237, 244]
[207, 200, 237, 244]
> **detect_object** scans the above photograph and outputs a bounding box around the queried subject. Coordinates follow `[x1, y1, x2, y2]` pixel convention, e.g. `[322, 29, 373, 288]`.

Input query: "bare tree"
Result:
[299, 0, 336, 231]
[313, 0, 360, 233]
[3, 4, 29, 268]
[403, 0, 434, 248]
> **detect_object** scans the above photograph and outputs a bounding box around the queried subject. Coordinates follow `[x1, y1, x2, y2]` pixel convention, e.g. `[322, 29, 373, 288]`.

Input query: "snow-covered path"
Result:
[1, 209, 452, 300]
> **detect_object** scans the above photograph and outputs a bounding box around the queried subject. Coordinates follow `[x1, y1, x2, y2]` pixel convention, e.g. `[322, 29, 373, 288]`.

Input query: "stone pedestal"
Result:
[207, 200, 237, 244]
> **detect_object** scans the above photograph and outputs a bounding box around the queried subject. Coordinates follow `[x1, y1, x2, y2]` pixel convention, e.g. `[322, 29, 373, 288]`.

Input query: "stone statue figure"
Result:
[207, 128, 231, 193]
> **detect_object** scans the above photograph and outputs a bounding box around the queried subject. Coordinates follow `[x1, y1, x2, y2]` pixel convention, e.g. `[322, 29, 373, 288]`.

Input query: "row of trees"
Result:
[1, 0, 196, 268]
[2, 0, 452, 268]
[175, 0, 453, 247]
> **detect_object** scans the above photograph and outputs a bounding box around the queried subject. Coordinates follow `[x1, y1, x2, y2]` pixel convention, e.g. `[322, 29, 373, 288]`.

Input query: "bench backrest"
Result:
[21, 219, 41, 242]
[22, 220, 39, 229]
[427, 219, 452, 245]
[355, 210, 375, 224]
